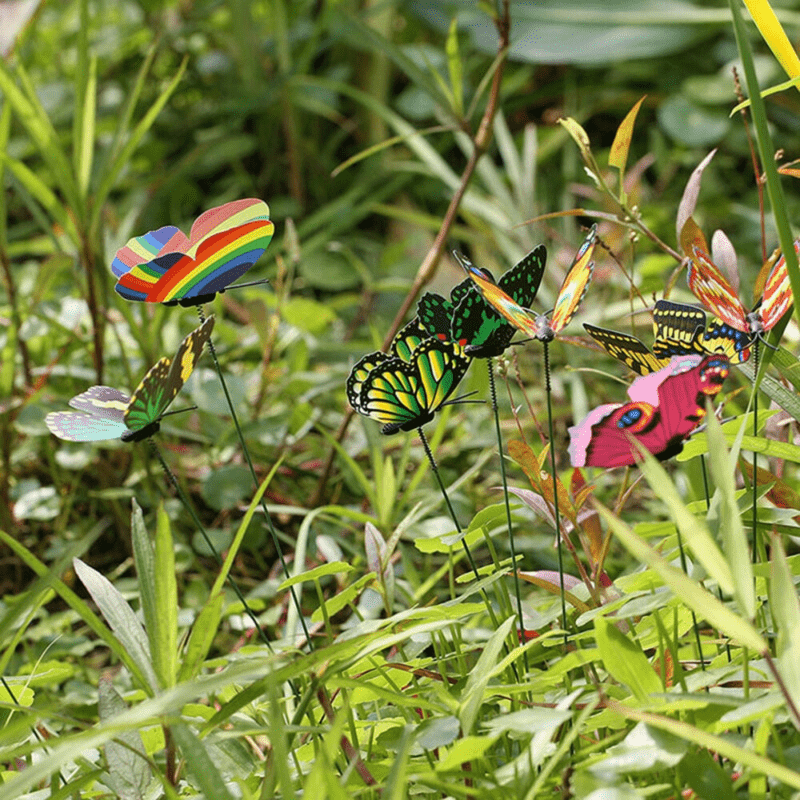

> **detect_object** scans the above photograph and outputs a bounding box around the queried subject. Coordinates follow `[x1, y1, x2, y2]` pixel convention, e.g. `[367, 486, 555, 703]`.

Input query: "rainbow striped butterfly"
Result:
[686, 238, 795, 346]
[461, 227, 596, 342]
[111, 199, 274, 306]
[568, 353, 730, 468]
[46, 318, 213, 442]
[443, 247, 547, 358]
[585, 300, 750, 375]
[349, 336, 471, 435]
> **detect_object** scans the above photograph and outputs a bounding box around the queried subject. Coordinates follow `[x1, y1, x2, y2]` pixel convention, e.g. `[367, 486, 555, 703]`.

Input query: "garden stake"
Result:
[196, 305, 312, 647]
[751, 341, 760, 562]
[149, 439, 276, 654]
[543, 341, 568, 646]
[487, 360, 529, 669]
[417, 427, 501, 630]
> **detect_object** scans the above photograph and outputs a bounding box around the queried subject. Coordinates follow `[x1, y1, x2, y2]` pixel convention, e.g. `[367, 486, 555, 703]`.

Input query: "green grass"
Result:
[2, 0, 800, 797]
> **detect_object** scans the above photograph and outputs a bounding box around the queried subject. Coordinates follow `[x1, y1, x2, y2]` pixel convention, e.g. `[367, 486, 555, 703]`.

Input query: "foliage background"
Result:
[3, 0, 800, 797]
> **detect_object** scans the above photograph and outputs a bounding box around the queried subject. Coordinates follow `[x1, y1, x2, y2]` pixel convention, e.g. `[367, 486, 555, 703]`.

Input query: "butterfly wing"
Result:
[358, 338, 470, 434]
[498, 245, 547, 308]
[583, 323, 665, 375]
[757, 240, 796, 331]
[457, 252, 538, 338]
[702, 319, 751, 363]
[687, 244, 749, 331]
[391, 318, 431, 361]
[451, 288, 513, 358]
[46, 386, 130, 442]
[113, 199, 273, 304]
[123, 317, 214, 435]
[346, 351, 391, 412]
[569, 354, 729, 467]
[416, 293, 455, 340]
[548, 226, 597, 334]
[651, 300, 707, 358]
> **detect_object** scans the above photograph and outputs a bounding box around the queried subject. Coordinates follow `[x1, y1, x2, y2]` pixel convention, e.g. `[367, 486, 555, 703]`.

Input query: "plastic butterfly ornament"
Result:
[347, 319, 471, 435]
[345, 317, 430, 412]
[445, 247, 547, 358]
[111, 199, 273, 306]
[46, 317, 214, 442]
[568, 353, 729, 468]
[684, 222, 795, 346]
[417, 279, 474, 341]
[461, 227, 596, 342]
[585, 300, 750, 375]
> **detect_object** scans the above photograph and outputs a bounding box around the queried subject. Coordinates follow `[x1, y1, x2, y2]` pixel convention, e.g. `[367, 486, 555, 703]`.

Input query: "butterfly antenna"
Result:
[417, 427, 501, 629]
[148, 439, 276, 654]
[488, 360, 529, 670]
[542, 342, 568, 648]
[196, 306, 313, 649]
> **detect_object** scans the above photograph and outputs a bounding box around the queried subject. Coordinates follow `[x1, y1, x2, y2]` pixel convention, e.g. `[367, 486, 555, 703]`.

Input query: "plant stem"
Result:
[196, 306, 313, 648]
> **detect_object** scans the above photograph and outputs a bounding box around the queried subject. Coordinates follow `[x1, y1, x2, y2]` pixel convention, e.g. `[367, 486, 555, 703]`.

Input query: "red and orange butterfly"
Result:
[459, 226, 597, 342]
[683, 219, 795, 346]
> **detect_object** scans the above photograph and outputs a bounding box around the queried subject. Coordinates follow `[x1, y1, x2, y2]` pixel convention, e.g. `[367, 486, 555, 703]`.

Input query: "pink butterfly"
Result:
[568, 354, 729, 468]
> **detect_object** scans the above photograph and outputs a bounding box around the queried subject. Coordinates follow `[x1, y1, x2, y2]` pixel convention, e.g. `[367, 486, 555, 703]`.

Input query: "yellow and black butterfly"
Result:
[585, 300, 750, 375]
[46, 317, 214, 442]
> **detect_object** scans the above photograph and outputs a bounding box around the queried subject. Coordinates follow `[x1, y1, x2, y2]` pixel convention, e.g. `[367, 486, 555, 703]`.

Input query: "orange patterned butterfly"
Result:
[685, 234, 795, 346]
[460, 226, 597, 342]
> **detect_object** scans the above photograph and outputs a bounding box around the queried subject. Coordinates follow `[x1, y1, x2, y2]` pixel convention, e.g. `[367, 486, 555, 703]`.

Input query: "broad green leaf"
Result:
[597, 505, 766, 652]
[98, 679, 150, 800]
[704, 411, 754, 618]
[445, 17, 463, 117]
[178, 592, 225, 684]
[311, 573, 373, 623]
[153, 504, 178, 689]
[73, 558, 158, 693]
[437, 734, 500, 771]
[609, 95, 645, 178]
[595, 617, 661, 703]
[459, 615, 515, 734]
[612, 702, 800, 789]
[636, 446, 734, 595]
[591, 722, 687, 774]
[170, 723, 235, 800]
[279, 561, 355, 590]
[769, 535, 800, 711]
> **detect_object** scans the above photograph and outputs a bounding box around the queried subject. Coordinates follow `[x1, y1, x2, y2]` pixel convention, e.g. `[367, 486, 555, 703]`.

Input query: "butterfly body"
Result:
[46, 317, 214, 442]
[568, 353, 729, 468]
[686, 240, 796, 344]
[112, 199, 273, 306]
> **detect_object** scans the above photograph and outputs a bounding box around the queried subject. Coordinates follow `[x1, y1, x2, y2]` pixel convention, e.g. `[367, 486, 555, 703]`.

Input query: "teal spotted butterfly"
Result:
[350, 337, 471, 434]
[46, 317, 214, 442]
[447, 246, 547, 358]
[417, 279, 473, 341]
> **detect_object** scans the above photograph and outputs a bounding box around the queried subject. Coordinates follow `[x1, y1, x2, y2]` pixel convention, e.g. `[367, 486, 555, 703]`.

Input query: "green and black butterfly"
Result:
[356, 337, 471, 434]
[417, 279, 473, 340]
[46, 317, 214, 442]
[418, 247, 547, 359]
[585, 299, 749, 376]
